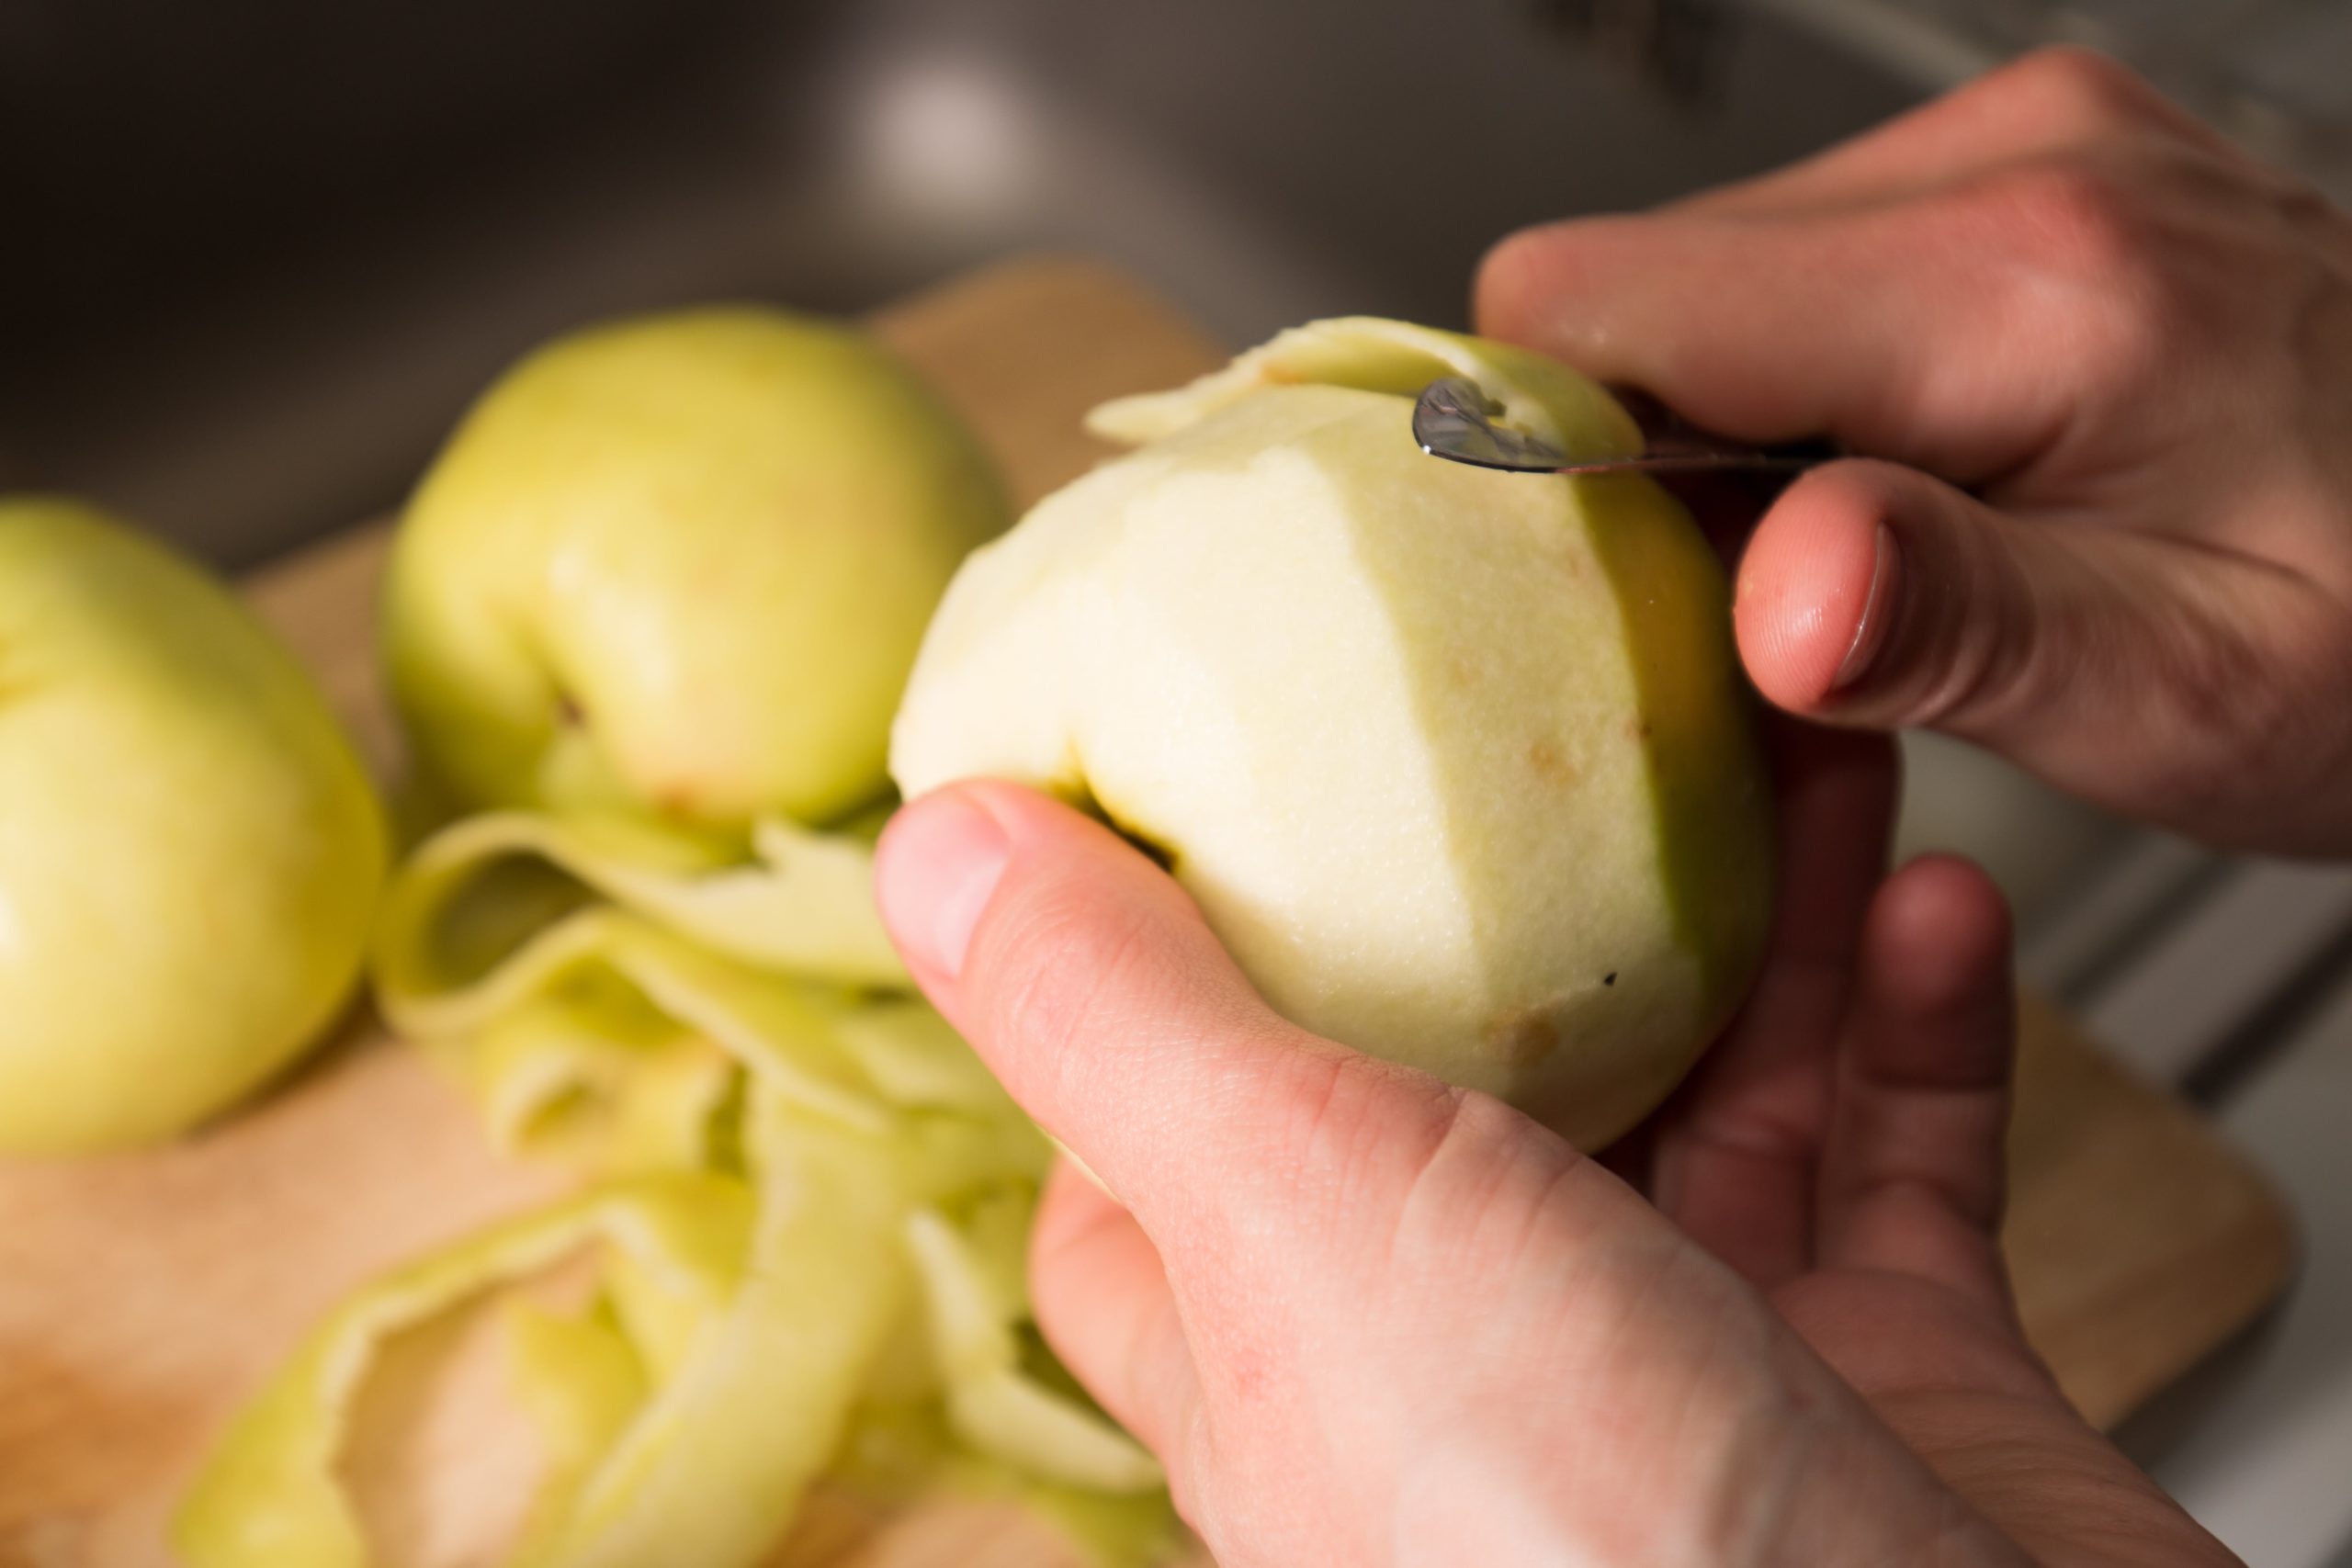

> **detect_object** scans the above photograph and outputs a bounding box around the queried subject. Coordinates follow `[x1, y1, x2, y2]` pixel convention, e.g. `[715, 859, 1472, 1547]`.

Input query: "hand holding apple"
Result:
[868, 750, 2239, 1568]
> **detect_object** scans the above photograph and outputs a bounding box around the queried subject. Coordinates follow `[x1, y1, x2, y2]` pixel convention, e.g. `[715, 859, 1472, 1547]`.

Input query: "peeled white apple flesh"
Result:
[891, 321, 1773, 1149]
[384, 309, 1010, 834]
[0, 500, 387, 1155]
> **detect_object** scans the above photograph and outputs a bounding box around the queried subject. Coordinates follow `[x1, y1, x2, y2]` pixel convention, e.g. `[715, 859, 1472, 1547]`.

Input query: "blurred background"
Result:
[6, 2, 2352, 1562]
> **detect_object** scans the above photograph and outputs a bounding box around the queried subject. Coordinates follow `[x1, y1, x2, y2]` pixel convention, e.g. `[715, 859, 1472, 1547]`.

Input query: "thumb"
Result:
[1738, 458, 2308, 839]
[876, 780, 1504, 1487]
[873, 780, 1459, 1250]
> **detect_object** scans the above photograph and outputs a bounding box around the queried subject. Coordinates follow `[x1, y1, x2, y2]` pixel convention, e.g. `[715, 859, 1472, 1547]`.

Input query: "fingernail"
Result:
[1833, 524, 1899, 692]
[877, 789, 1010, 979]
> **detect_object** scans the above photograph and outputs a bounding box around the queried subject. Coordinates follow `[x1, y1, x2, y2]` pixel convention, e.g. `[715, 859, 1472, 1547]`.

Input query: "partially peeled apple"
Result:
[891, 321, 1774, 1149]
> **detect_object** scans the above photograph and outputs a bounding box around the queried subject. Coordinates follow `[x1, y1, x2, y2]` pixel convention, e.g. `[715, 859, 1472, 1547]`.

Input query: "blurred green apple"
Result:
[384, 309, 1010, 833]
[0, 500, 387, 1155]
[892, 321, 1774, 1150]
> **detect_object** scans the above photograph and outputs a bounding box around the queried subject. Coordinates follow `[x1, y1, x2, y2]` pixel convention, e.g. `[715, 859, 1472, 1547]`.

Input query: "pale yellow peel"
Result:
[512, 1092, 914, 1568]
[173, 1175, 755, 1568]
[374, 809, 908, 1015]
[253, 773, 1141, 1567]
[458, 992, 733, 1175]
[906, 1208, 1163, 1495]
[1085, 315, 1641, 462]
[500, 1302, 653, 1547]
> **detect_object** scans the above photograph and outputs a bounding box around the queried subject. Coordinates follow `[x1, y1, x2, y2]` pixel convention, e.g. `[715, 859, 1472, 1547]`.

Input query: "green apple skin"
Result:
[891, 353, 1774, 1151]
[384, 309, 1011, 834]
[0, 500, 388, 1155]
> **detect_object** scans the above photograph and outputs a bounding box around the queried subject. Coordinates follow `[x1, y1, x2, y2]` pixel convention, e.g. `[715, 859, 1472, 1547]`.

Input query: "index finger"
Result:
[1475, 198, 2054, 482]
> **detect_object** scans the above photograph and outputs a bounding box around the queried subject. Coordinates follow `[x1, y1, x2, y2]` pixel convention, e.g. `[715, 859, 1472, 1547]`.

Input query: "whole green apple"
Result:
[891, 321, 1774, 1150]
[384, 309, 1010, 833]
[0, 500, 387, 1155]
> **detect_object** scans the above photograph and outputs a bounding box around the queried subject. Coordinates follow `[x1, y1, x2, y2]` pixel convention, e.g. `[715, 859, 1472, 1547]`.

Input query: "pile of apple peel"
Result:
[176, 808, 1174, 1567]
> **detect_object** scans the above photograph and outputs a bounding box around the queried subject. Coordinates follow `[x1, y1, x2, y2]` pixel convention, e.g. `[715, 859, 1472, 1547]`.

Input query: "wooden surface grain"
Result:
[0, 257, 2293, 1568]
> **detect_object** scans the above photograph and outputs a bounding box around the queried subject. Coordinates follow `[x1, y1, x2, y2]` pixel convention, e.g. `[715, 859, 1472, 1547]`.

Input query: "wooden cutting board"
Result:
[0, 258, 2296, 1568]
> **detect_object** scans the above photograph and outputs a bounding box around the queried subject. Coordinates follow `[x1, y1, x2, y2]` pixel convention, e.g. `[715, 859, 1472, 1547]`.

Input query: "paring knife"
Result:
[1413, 375, 1838, 477]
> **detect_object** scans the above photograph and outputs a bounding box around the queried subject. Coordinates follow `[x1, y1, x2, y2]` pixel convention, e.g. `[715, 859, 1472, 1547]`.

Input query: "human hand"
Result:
[874, 727, 2237, 1567]
[1476, 47, 2352, 854]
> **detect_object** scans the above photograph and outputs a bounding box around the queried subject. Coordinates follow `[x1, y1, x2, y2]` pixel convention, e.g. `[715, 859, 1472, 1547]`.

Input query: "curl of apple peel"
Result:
[185, 804, 1164, 1566]
[907, 1206, 1165, 1494]
[371, 807, 1022, 1162]
[440, 981, 1017, 1177]
[1085, 314, 1641, 460]
[175, 1084, 1160, 1568]
[174, 1171, 754, 1568]
[371, 807, 1035, 1186]
[433, 982, 738, 1174]
[377, 808, 910, 998]
[384, 897, 899, 1145]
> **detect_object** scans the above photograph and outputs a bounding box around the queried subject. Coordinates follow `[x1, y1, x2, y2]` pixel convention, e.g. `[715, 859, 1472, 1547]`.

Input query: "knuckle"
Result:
[1955, 160, 2193, 389]
[1378, 1087, 1579, 1240]
[1978, 160, 2155, 281]
[979, 877, 1161, 1066]
[2143, 596, 2348, 820]
[2266, 167, 2336, 230]
[1280, 1049, 1463, 1198]
[1994, 45, 2165, 134]
[1939, 558, 2333, 832]
[1906, 530, 2044, 729]
[2148, 603, 2277, 739]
